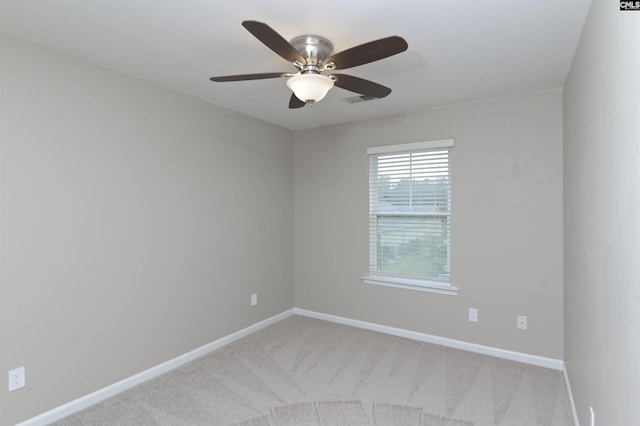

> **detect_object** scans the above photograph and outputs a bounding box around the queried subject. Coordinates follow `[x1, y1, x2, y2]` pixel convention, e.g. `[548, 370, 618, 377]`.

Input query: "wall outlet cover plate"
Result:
[8, 367, 25, 391]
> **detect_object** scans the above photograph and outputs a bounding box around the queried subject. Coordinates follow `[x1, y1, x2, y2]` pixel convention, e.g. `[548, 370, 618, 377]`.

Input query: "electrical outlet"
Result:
[517, 315, 528, 330]
[8, 367, 25, 391]
[468, 308, 478, 322]
[251, 293, 257, 306]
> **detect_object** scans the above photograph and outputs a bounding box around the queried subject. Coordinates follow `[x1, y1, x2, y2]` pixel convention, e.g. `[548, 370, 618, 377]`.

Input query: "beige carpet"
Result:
[54, 316, 574, 425]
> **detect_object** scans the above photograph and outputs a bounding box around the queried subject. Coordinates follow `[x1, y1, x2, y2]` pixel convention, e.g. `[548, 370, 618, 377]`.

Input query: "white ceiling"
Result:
[0, 0, 592, 131]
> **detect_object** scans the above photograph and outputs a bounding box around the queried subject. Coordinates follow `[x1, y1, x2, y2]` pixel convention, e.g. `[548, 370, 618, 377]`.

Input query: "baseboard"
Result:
[17, 309, 296, 426]
[20, 307, 568, 425]
[562, 362, 580, 426]
[293, 308, 565, 370]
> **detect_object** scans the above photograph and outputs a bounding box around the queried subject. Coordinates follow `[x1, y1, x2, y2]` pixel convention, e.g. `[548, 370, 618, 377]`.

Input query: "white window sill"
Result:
[362, 275, 459, 296]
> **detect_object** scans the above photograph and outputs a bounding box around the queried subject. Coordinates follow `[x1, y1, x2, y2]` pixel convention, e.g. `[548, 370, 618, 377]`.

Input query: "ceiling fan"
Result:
[210, 20, 408, 108]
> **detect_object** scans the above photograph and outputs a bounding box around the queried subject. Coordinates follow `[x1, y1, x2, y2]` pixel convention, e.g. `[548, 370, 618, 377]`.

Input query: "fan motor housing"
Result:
[290, 35, 333, 68]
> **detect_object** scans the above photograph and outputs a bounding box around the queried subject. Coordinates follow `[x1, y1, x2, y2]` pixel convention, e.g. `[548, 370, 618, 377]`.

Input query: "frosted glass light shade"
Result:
[286, 74, 334, 103]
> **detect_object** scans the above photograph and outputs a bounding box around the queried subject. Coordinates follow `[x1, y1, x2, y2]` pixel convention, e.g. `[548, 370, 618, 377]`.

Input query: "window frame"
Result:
[362, 139, 458, 296]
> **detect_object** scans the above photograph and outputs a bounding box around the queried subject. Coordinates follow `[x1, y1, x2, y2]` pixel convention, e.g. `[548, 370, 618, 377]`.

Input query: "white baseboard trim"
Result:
[17, 309, 296, 426]
[293, 308, 564, 371]
[562, 362, 580, 426]
[20, 307, 568, 425]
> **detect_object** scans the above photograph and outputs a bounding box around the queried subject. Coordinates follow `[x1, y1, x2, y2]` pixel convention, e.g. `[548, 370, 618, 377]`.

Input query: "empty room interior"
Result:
[1, 1, 638, 425]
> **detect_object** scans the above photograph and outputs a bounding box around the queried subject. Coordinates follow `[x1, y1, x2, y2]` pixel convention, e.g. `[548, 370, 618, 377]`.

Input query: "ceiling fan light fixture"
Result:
[210, 21, 407, 109]
[286, 73, 334, 104]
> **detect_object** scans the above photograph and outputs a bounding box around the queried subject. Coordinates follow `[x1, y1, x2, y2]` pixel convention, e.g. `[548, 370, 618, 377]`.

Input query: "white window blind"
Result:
[367, 140, 453, 288]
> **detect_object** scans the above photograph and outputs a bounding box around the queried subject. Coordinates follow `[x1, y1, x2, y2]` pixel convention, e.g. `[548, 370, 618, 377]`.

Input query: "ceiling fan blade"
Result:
[210, 72, 286, 82]
[289, 93, 306, 109]
[332, 74, 392, 98]
[242, 20, 306, 65]
[324, 36, 408, 70]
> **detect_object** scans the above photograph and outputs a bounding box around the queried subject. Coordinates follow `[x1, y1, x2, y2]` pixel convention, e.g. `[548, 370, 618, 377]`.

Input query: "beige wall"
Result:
[563, 1, 640, 424]
[2, 19, 593, 425]
[0, 34, 294, 425]
[294, 90, 564, 359]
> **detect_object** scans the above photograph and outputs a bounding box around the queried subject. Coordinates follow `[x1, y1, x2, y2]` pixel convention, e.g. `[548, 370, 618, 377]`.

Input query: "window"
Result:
[363, 140, 457, 295]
